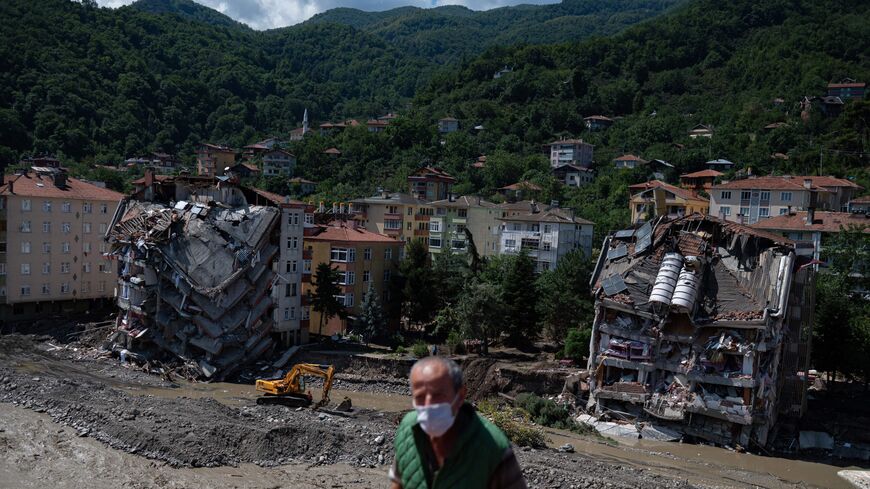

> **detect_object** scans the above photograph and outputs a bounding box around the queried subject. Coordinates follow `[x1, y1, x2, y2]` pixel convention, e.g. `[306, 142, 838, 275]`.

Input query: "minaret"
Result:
[302, 108, 309, 135]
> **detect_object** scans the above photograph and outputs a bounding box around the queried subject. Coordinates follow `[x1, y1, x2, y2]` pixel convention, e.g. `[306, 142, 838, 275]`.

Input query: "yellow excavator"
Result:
[255, 363, 335, 408]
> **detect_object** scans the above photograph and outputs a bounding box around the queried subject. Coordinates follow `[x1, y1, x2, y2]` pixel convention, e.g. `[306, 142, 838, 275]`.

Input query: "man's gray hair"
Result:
[411, 356, 464, 391]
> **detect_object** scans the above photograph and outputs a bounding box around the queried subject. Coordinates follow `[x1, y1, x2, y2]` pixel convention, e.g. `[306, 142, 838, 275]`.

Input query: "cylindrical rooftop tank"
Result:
[649, 252, 683, 306]
[672, 266, 701, 313]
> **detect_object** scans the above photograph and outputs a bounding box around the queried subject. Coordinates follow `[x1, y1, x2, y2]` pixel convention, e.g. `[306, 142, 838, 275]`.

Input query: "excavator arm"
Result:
[255, 363, 335, 408]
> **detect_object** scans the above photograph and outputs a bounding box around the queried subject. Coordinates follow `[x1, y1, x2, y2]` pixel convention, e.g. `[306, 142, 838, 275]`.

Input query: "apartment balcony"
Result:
[414, 214, 430, 222]
[384, 212, 402, 220]
[413, 229, 428, 237]
[302, 249, 313, 259]
[384, 227, 401, 236]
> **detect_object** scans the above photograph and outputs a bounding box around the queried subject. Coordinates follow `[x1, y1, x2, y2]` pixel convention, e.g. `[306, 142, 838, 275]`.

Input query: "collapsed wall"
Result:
[587, 214, 815, 447]
[108, 198, 280, 379]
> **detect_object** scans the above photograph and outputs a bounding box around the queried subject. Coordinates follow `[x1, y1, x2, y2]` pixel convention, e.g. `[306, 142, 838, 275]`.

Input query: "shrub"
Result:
[477, 398, 547, 448]
[562, 328, 591, 363]
[446, 330, 466, 355]
[411, 341, 429, 358]
[395, 345, 407, 355]
[515, 393, 593, 434]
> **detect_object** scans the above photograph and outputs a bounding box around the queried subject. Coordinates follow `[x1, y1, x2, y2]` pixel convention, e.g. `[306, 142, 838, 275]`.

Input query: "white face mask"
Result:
[414, 393, 460, 438]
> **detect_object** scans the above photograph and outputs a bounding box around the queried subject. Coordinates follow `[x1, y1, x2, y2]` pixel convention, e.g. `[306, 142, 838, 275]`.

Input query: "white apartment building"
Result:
[262, 149, 297, 177]
[710, 176, 825, 225]
[548, 138, 594, 168]
[497, 202, 594, 273]
[0, 168, 123, 321]
[272, 199, 312, 345]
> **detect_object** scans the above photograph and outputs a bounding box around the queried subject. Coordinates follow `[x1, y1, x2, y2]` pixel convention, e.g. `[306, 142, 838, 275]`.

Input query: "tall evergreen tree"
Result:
[309, 262, 345, 337]
[357, 282, 387, 343]
[399, 239, 438, 329]
[502, 250, 539, 346]
[537, 249, 595, 344]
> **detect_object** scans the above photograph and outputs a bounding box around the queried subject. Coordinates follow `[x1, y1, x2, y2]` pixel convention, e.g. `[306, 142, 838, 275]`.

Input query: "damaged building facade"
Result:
[106, 172, 311, 379]
[587, 214, 815, 448]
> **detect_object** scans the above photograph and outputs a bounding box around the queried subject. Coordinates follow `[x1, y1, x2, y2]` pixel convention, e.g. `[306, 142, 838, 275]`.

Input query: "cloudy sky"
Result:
[97, 0, 560, 30]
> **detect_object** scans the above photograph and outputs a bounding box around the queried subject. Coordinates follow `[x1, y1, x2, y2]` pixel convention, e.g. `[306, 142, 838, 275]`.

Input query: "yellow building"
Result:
[629, 180, 709, 223]
[0, 168, 123, 321]
[196, 143, 236, 176]
[303, 222, 401, 337]
[350, 192, 432, 246]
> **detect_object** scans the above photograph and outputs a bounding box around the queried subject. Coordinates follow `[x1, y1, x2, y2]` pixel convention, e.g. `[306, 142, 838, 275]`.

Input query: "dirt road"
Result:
[0, 334, 858, 488]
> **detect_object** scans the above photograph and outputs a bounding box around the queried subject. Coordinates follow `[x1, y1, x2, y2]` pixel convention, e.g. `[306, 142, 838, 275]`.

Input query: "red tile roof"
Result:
[680, 169, 723, 179]
[713, 176, 826, 191]
[828, 82, 865, 89]
[805, 175, 863, 189]
[629, 180, 707, 202]
[307, 223, 401, 243]
[752, 211, 870, 234]
[851, 195, 870, 204]
[409, 166, 457, 183]
[1, 173, 124, 201]
[323, 148, 342, 155]
[499, 181, 542, 191]
[614, 154, 647, 162]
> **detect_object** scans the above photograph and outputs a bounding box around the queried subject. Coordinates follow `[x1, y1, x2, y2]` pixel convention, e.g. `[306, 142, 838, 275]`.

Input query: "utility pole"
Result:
[819, 145, 823, 176]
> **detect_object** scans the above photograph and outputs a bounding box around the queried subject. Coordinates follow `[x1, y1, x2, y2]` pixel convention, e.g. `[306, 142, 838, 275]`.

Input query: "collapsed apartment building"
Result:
[587, 214, 815, 448]
[106, 171, 311, 379]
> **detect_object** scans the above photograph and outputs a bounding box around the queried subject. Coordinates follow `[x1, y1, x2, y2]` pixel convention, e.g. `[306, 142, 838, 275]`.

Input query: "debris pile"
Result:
[587, 214, 816, 448]
[109, 199, 281, 379]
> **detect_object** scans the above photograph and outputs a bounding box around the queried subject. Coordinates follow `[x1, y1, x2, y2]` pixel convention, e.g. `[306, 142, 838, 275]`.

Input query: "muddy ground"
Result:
[0, 334, 860, 488]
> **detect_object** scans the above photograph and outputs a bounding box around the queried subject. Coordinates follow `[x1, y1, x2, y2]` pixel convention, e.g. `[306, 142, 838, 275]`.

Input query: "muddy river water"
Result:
[112, 378, 858, 489]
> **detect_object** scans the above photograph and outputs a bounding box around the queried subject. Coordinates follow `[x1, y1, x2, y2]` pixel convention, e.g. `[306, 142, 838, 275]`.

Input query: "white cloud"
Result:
[96, 0, 560, 29]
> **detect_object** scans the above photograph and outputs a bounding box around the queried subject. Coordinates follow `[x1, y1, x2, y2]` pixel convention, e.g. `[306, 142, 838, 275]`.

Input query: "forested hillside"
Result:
[0, 0, 675, 166]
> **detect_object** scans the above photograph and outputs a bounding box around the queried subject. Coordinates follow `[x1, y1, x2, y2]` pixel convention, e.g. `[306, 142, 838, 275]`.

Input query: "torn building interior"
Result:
[587, 214, 816, 448]
[107, 173, 309, 379]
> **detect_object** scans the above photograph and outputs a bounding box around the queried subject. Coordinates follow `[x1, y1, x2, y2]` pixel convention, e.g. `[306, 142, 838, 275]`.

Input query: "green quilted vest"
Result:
[394, 404, 510, 489]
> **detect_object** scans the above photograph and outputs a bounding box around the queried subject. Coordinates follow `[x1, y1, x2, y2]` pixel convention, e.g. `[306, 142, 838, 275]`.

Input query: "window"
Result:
[21, 285, 31, 296]
[383, 269, 391, 282]
[62, 202, 71, 213]
[345, 293, 354, 307]
[760, 191, 770, 201]
[287, 237, 299, 249]
[21, 241, 31, 253]
[781, 192, 792, 202]
[456, 224, 466, 234]
[779, 208, 789, 215]
[283, 308, 293, 321]
[739, 207, 749, 216]
[428, 237, 442, 248]
[62, 222, 71, 234]
[286, 260, 297, 273]
[43, 222, 51, 233]
[542, 242, 552, 251]
[288, 212, 299, 226]
[436, 207, 446, 216]
[83, 202, 92, 213]
[83, 242, 91, 253]
[451, 240, 466, 250]
[740, 191, 751, 200]
[42, 242, 50, 253]
[43, 201, 52, 212]
[303, 259, 311, 273]
[21, 199, 31, 211]
[99, 223, 107, 234]
[83, 222, 91, 234]
[98, 281, 106, 292]
[42, 283, 51, 295]
[61, 262, 70, 274]
[406, 207, 412, 216]
[720, 206, 731, 216]
[759, 208, 770, 217]
[98, 263, 108, 273]
[385, 220, 401, 230]
[512, 223, 521, 231]
[364, 248, 372, 260]
[20, 220, 31, 232]
[720, 191, 731, 200]
[304, 213, 313, 225]
[100, 203, 108, 214]
[458, 209, 467, 218]
[363, 270, 371, 283]
[42, 262, 50, 274]
[540, 261, 550, 271]
[20, 263, 30, 275]
[0, 287, 4, 297]
[302, 307, 310, 320]
[429, 221, 440, 232]
[61, 283, 70, 294]
[505, 239, 517, 248]
[330, 247, 355, 262]
[81, 282, 89, 293]
[384, 248, 392, 260]
[99, 242, 107, 253]
[83, 262, 91, 273]
[338, 271, 355, 285]
[62, 242, 70, 253]
[0, 263, 5, 275]
[543, 224, 551, 233]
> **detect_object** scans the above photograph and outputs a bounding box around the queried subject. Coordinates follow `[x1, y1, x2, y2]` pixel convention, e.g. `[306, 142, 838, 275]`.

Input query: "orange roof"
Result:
[131, 174, 174, 185]
[680, 169, 723, 179]
[408, 166, 457, 183]
[1, 173, 124, 201]
[307, 223, 401, 243]
[851, 195, 870, 204]
[752, 211, 870, 234]
[614, 154, 647, 162]
[499, 181, 542, 191]
[323, 148, 342, 155]
[713, 176, 826, 191]
[804, 175, 863, 189]
[629, 180, 707, 202]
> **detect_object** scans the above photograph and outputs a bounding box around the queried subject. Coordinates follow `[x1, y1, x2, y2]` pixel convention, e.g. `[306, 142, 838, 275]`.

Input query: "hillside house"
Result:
[629, 180, 709, 224]
[553, 164, 595, 187]
[584, 115, 614, 131]
[679, 170, 723, 192]
[827, 80, 865, 100]
[497, 201, 594, 272]
[407, 166, 456, 202]
[262, 149, 296, 177]
[688, 124, 714, 139]
[752, 210, 870, 261]
[614, 154, 648, 170]
[438, 117, 459, 134]
[196, 143, 236, 177]
[548, 138, 594, 168]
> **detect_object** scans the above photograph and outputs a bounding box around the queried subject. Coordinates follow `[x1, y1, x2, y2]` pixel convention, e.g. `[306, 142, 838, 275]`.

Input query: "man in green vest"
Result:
[389, 356, 527, 489]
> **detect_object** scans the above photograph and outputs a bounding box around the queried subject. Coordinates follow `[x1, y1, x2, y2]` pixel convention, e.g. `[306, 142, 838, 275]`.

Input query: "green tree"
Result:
[309, 262, 345, 337]
[398, 239, 438, 329]
[454, 280, 505, 355]
[357, 282, 387, 343]
[536, 249, 595, 344]
[501, 250, 539, 346]
[432, 245, 469, 311]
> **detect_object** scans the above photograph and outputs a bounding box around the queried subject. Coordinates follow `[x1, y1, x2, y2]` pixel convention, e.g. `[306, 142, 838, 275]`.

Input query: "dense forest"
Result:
[0, 0, 678, 166]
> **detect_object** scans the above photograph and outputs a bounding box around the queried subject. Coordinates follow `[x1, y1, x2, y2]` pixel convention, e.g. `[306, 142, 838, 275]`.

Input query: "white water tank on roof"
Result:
[649, 253, 683, 306]
[672, 266, 701, 313]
